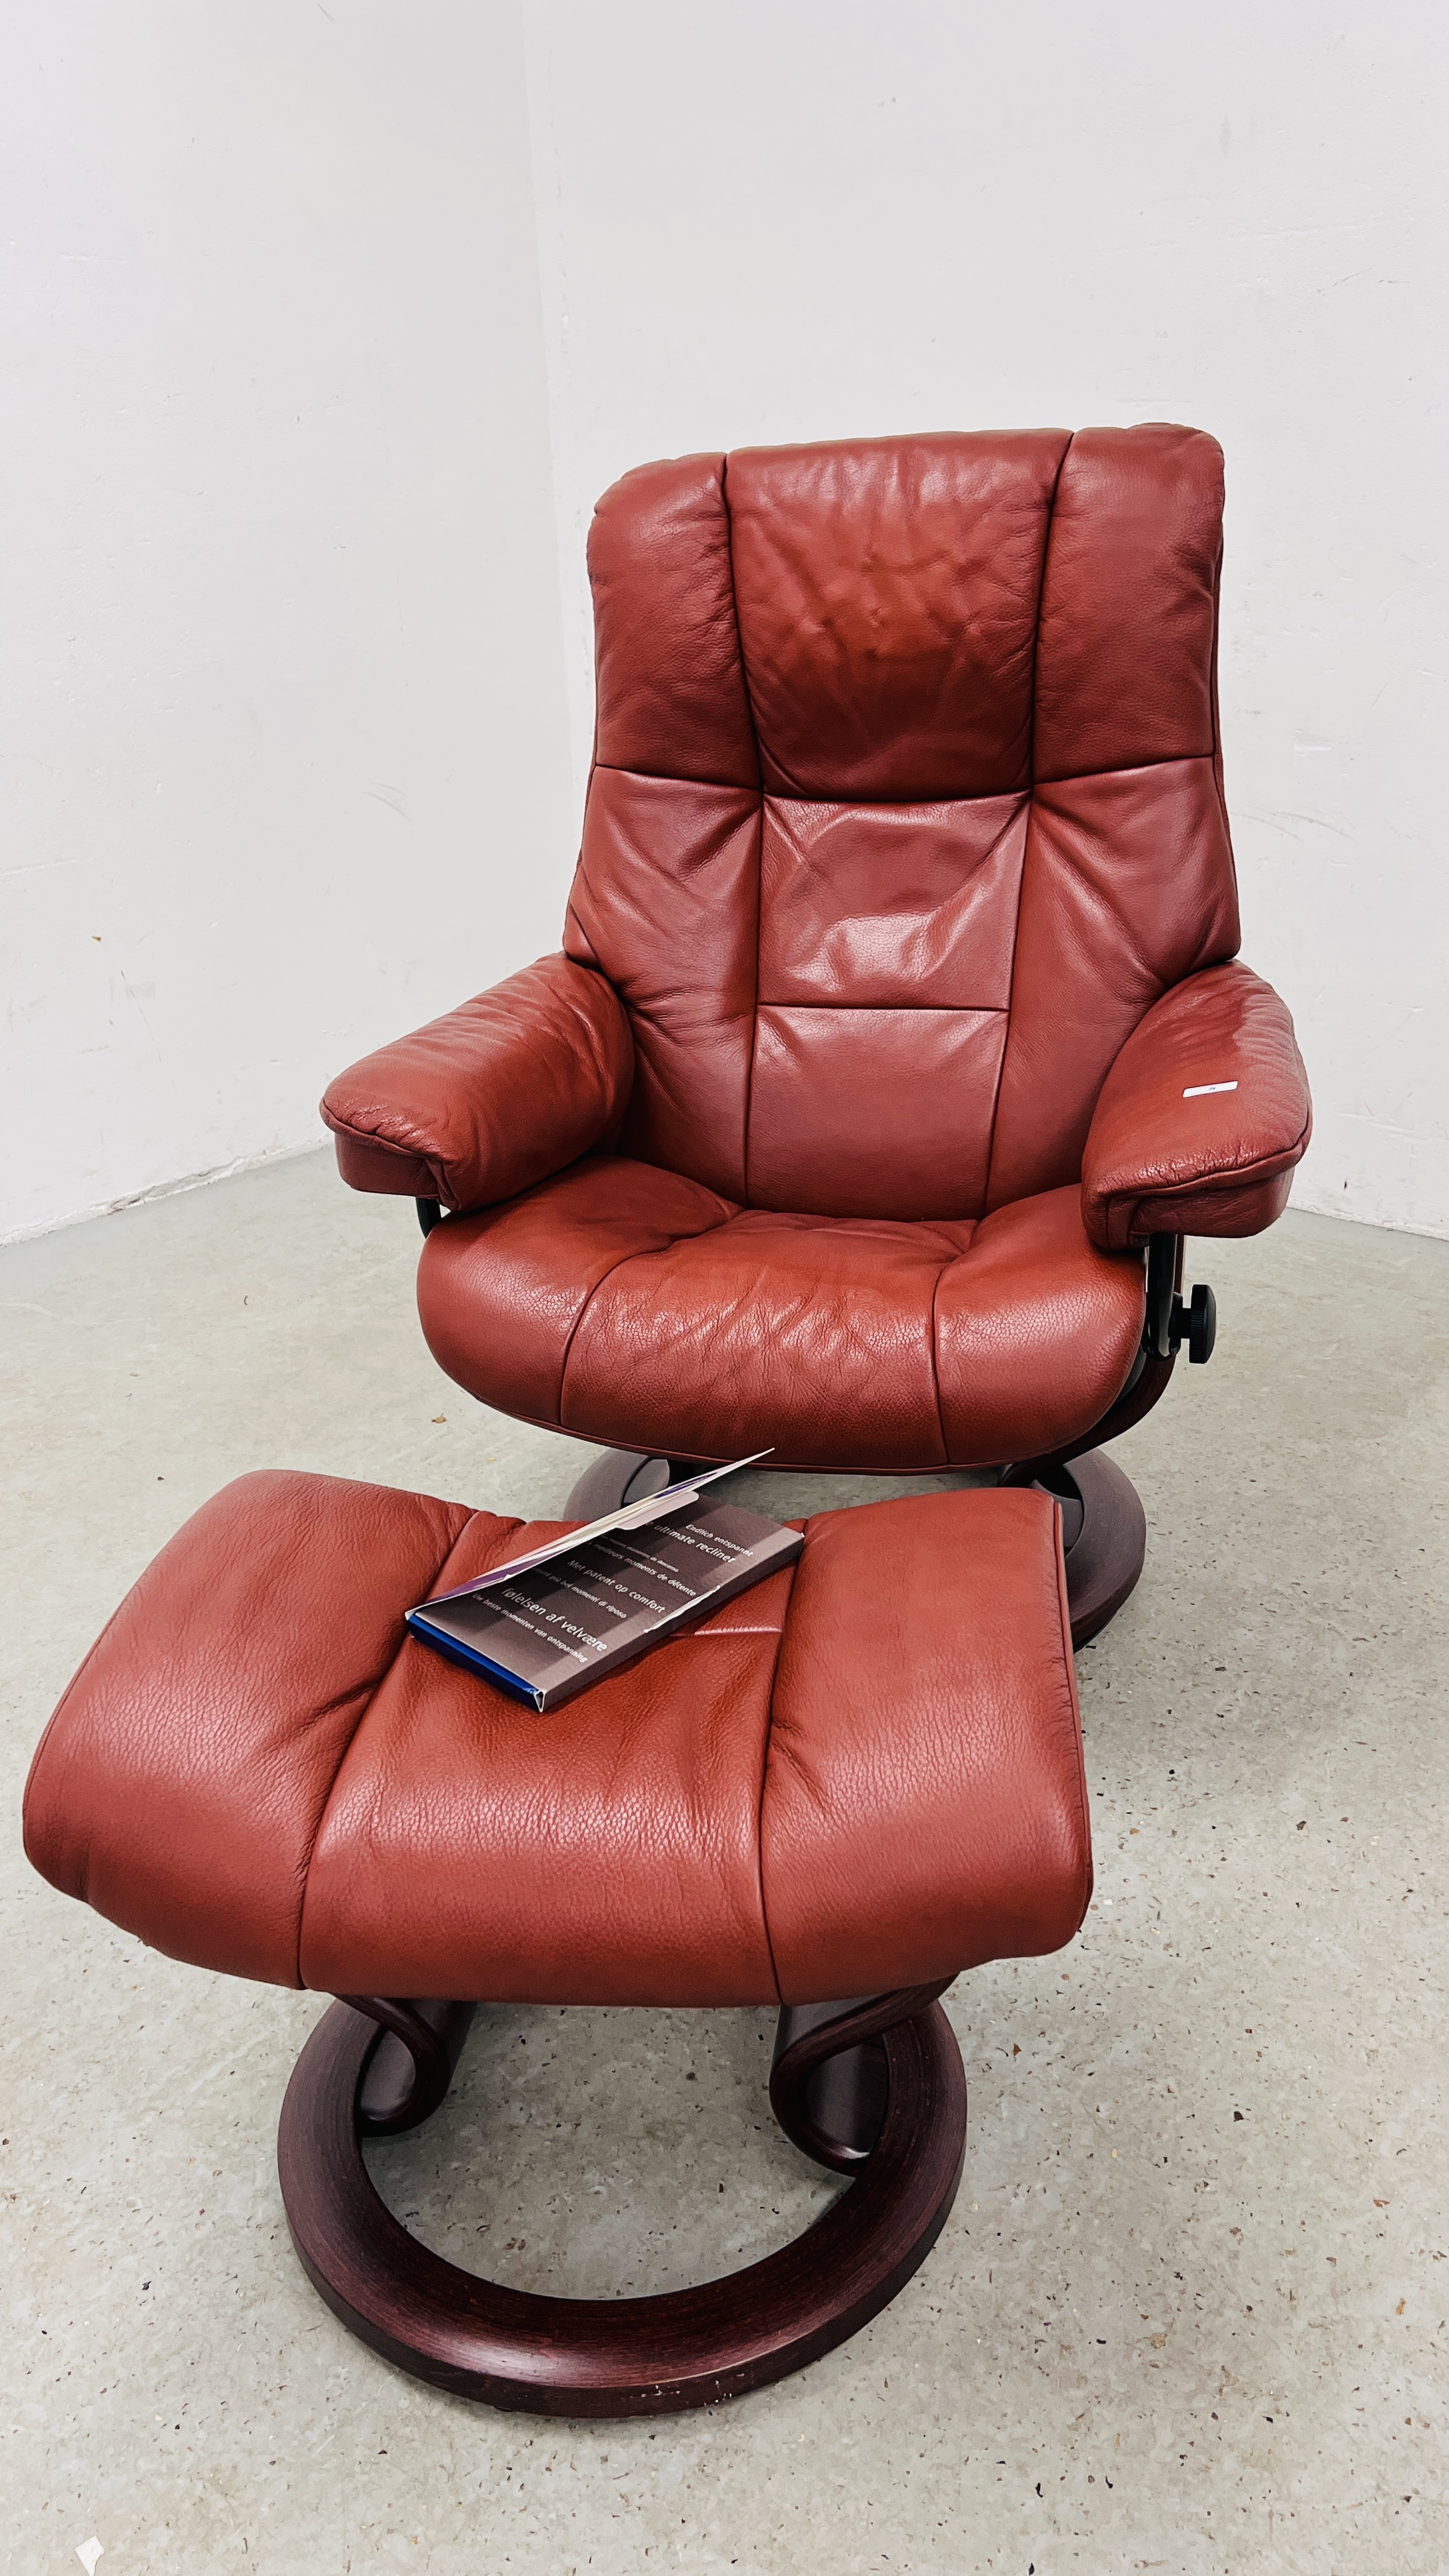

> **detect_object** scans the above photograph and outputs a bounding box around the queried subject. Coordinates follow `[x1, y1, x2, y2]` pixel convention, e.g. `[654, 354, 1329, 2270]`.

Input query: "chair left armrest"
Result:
[320, 955, 633, 1215]
[1082, 963, 1312, 1252]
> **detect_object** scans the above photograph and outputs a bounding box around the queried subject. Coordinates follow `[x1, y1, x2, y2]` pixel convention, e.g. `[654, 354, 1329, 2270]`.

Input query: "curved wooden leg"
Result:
[277, 1993, 967, 2417]
[769, 1984, 952, 2172]
[341, 1997, 477, 2136]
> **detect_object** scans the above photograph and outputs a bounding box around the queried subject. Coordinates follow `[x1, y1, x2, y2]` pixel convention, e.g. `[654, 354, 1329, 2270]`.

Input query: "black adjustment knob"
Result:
[1169, 1280, 1217, 1366]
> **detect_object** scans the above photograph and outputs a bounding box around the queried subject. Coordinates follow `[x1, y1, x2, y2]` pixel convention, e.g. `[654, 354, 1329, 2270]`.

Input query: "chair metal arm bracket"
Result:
[1144, 1232, 1216, 1367]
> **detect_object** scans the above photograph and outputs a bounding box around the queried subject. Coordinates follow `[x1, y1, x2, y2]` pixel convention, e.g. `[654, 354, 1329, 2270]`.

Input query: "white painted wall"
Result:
[3, 1, 571, 1241]
[8, 2, 1446, 1242]
[525, 0, 1449, 1238]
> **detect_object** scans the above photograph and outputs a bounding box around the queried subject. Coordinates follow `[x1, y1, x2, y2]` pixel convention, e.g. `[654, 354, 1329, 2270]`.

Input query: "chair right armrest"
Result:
[321, 955, 634, 1215]
[1082, 963, 1311, 1251]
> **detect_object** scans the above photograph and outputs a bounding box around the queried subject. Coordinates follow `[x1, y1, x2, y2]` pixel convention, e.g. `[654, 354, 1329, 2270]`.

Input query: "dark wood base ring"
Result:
[278, 1996, 966, 2418]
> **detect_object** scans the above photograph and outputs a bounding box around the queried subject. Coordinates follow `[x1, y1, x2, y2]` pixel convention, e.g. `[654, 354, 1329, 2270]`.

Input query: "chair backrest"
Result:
[564, 427, 1240, 1222]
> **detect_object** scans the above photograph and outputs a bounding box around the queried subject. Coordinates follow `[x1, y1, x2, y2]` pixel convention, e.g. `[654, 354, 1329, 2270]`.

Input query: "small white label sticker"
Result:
[77, 2545, 104, 2576]
[1183, 1081, 1238, 1097]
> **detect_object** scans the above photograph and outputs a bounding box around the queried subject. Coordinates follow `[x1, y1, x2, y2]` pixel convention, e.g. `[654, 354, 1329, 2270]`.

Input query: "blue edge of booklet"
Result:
[401, 1625, 544, 1708]
[402, 1451, 774, 1710]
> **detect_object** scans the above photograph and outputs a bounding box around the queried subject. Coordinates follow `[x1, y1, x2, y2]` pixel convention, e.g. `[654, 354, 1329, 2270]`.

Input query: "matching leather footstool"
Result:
[24, 1469, 1092, 2416]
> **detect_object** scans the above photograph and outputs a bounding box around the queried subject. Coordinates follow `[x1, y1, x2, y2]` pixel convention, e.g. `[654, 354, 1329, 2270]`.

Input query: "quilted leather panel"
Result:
[746, 1004, 1008, 1220]
[764, 1489, 1090, 1999]
[726, 431, 1070, 800]
[935, 1186, 1144, 1460]
[588, 452, 758, 787]
[19, 1471, 471, 1987]
[567, 765, 762, 1200]
[417, 1156, 735, 1426]
[757, 791, 1029, 1009]
[985, 756, 1241, 1211]
[301, 1577, 783, 2005]
[561, 1204, 958, 1471]
[1034, 424, 1222, 782]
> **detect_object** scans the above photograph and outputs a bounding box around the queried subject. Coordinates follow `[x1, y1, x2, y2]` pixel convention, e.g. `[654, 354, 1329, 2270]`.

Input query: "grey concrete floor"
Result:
[1, 1149, 1446, 2575]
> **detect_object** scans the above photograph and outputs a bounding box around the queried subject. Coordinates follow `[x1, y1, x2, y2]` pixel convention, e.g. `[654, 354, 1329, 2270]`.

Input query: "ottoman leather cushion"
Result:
[24, 1471, 1091, 2007]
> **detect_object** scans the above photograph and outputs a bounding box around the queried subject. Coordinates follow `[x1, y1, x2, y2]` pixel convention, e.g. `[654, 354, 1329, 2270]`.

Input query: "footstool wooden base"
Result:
[280, 1986, 966, 2417]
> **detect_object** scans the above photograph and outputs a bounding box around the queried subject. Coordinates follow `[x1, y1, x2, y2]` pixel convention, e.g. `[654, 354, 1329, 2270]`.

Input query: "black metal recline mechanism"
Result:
[1144, 1232, 1216, 1367]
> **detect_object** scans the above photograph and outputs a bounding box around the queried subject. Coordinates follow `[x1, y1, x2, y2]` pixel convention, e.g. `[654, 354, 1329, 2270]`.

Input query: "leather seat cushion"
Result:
[417, 1156, 1145, 1471]
[24, 1471, 1091, 2009]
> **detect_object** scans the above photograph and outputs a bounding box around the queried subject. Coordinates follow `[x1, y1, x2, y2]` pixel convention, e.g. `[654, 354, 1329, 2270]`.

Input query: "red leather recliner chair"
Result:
[323, 427, 1310, 1637]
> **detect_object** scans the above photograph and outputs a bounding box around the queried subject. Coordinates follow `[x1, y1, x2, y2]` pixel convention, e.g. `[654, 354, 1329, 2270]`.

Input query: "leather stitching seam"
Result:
[719, 456, 767, 1209]
[1031, 747, 1220, 790]
[589, 751, 1215, 796]
[1050, 1515, 1096, 1932]
[1109, 1112, 1312, 1246]
[751, 999, 1007, 1016]
[926, 1246, 959, 1465]
[293, 1510, 474, 1986]
[555, 1212, 734, 1419]
[753, 1556, 800, 2007]
[983, 434, 1073, 1213]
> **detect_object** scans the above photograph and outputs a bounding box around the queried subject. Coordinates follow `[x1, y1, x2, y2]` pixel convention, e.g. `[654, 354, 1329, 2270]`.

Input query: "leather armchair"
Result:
[323, 426, 1309, 1626]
